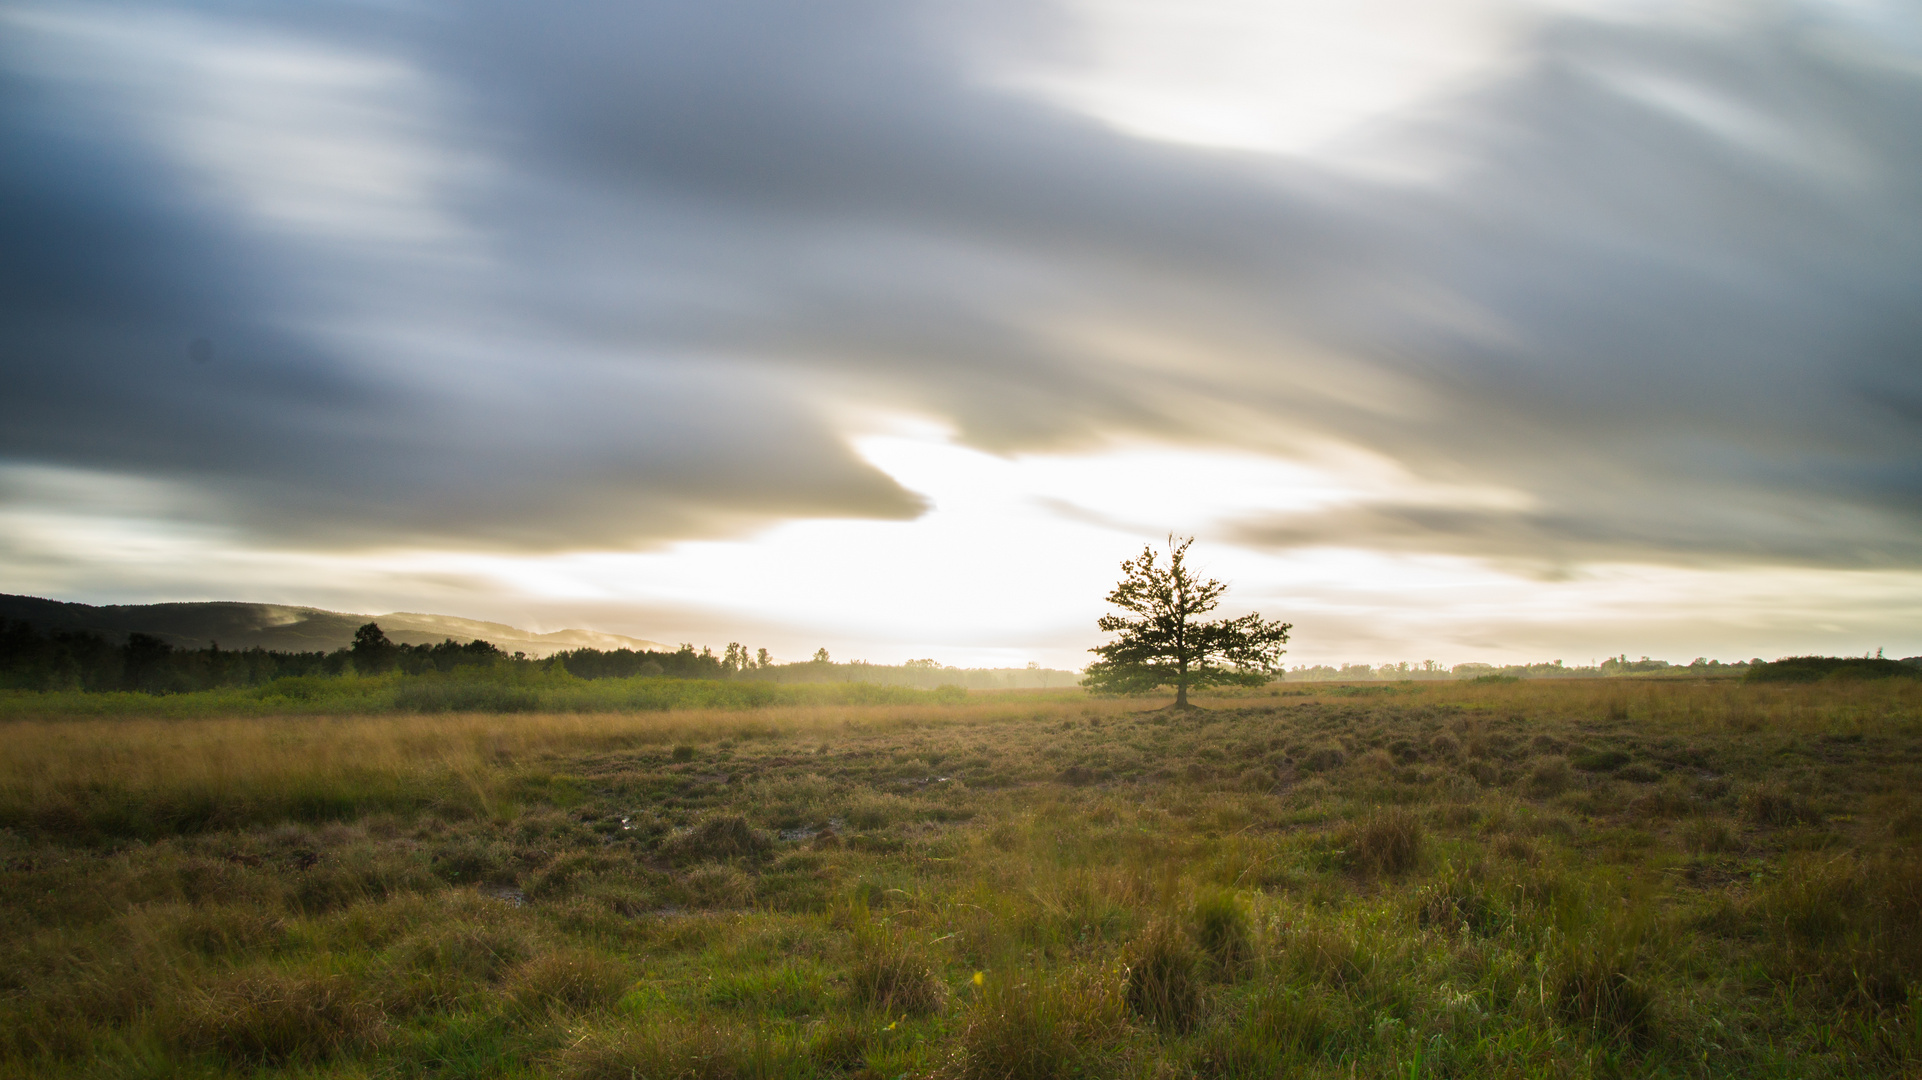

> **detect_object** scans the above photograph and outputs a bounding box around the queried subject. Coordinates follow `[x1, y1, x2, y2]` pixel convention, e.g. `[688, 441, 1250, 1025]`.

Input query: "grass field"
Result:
[2, 677, 1919, 1078]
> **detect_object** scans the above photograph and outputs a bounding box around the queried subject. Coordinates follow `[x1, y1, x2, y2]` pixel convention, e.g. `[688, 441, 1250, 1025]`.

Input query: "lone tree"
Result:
[1082, 536, 1291, 709]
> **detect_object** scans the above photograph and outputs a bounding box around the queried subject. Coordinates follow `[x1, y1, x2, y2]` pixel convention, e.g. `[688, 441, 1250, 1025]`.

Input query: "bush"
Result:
[393, 679, 541, 713]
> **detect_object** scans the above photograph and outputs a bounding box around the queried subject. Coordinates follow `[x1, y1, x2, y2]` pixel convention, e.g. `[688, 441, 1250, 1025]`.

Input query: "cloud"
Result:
[0, 0, 1916, 571]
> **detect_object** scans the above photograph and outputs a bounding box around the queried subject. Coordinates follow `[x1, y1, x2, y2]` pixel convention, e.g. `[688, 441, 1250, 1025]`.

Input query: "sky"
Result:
[1, 0, 1919, 670]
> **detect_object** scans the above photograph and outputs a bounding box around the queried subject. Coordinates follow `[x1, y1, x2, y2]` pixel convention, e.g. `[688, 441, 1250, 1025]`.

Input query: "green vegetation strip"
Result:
[0, 671, 967, 720]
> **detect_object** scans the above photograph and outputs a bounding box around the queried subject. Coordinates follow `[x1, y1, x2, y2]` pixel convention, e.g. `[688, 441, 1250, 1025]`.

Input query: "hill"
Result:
[0, 594, 669, 658]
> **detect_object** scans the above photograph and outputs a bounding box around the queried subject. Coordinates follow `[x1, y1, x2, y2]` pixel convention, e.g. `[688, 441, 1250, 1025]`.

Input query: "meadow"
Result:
[1, 677, 1918, 1078]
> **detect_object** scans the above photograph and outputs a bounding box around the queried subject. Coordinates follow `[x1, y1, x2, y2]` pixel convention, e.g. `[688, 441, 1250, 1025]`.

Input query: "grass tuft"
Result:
[1124, 920, 1204, 1031]
[506, 949, 630, 1014]
[951, 966, 1127, 1080]
[1347, 807, 1425, 876]
[1746, 784, 1823, 828]
[560, 1020, 800, 1080]
[848, 932, 949, 1017]
[1191, 888, 1254, 976]
[669, 813, 768, 862]
[171, 968, 385, 1064]
[1555, 948, 1656, 1046]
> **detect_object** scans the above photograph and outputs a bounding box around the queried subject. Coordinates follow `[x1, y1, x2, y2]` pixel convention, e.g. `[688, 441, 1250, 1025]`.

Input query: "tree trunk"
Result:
[1174, 680, 1188, 709]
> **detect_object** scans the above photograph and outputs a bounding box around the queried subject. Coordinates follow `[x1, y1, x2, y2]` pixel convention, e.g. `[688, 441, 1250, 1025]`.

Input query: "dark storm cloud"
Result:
[0, 1, 1917, 564]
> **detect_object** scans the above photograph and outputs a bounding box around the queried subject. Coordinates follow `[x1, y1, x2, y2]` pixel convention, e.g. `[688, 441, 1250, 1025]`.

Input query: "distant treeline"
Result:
[1745, 655, 1922, 683]
[545, 646, 1077, 689]
[0, 620, 1077, 697]
[1285, 653, 1922, 682]
[0, 620, 335, 693]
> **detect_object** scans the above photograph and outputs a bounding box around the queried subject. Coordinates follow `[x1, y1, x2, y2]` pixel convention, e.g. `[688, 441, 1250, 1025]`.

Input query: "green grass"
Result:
[0, 677, 1918, 1077]
[0, 670, 969, 721]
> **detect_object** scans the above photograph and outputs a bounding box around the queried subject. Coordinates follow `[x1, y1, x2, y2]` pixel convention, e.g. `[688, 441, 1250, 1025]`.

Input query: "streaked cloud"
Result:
[0, 0, 1917, 661]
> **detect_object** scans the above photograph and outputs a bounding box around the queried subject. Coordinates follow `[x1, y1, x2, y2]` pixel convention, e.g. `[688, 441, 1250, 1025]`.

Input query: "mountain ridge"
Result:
[0, 594, 670, 658]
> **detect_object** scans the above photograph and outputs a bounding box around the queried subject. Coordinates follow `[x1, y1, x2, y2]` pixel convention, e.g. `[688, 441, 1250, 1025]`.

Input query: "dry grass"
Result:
[1347, 807, 1426, 876]
[1, 677, 1920, 1077]
[0, 694, 1113, 840]
[951, 965, 1129, 1080]
[1124, 920, 1204, 1031]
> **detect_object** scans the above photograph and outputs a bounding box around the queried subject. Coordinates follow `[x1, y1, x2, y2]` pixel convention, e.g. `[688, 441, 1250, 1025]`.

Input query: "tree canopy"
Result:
[1082, 536, 1291, 708]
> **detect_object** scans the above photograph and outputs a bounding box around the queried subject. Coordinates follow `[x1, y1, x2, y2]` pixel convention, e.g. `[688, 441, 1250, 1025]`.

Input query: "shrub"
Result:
[1124, 921, 1204, 1031]
[393, 679, 541, 713]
